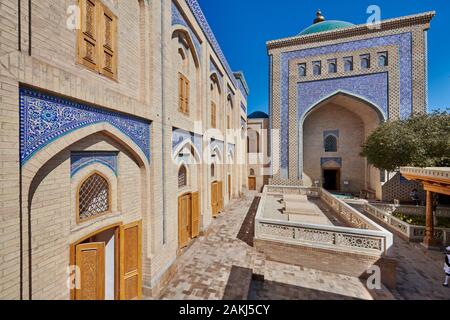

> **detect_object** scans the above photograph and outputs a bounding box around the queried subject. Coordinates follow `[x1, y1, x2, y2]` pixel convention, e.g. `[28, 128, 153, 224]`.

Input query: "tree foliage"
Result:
[361, 112, 450, 171]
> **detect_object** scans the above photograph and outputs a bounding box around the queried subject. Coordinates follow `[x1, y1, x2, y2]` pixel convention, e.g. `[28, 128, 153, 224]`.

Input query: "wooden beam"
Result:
[423, 182, 450, 196]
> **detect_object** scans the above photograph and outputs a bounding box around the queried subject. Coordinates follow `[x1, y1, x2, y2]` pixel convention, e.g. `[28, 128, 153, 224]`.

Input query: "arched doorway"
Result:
[24, 124, 148, 300]
[301, 92, 384, 194]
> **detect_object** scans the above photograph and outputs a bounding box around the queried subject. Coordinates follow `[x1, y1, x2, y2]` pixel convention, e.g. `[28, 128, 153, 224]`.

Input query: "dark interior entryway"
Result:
[323, 169, 340, 191]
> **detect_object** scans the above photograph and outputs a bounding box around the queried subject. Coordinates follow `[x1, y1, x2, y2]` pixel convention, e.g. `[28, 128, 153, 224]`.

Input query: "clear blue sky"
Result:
[198, 0, 450, 115]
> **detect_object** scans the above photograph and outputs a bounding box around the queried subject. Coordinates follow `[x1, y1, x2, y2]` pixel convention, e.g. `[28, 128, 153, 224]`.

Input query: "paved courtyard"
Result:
[154, 194, 449, 300]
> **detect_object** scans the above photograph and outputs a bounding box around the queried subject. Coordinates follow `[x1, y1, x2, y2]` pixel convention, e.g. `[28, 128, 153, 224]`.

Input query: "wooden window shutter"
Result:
[191, 192, 200, 238]
[120, 221, 142, 300]
[178, 74, 184, 112]
[184, 78, 190, 114]
[211, 102, 216, 128]
[98, 3, 117, 80]
[77, 0, 98, 71]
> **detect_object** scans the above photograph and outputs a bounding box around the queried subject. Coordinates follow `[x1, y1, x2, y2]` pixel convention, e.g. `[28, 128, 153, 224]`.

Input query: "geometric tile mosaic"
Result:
[70, 151, 118, 177]
[19, 88, 151, 165]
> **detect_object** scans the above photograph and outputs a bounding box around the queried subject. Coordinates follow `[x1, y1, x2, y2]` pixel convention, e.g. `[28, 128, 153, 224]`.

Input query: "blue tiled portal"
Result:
[279, 32, 413, 175]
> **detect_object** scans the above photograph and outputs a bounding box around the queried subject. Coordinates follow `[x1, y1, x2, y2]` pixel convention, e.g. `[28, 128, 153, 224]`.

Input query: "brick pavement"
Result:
[154, 194, 449, 300]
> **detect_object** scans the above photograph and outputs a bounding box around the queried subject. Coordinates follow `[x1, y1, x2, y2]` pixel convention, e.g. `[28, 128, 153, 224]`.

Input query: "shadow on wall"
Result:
[382, 172, 425, 204]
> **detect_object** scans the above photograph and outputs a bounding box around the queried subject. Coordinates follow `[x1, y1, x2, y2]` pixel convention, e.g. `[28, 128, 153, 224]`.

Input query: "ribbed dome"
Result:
[298, 20, 354, 36]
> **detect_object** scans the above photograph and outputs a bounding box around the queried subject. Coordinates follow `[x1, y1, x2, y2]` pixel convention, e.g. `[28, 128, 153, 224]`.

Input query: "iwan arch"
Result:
[267, 10, 435, 200]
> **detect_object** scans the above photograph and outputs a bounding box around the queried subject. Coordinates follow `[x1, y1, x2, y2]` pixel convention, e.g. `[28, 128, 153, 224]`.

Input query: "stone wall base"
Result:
[254, 238, 397, 289]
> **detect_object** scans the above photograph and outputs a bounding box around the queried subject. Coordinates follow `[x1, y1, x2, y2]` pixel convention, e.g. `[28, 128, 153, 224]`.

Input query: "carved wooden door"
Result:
[120, 221, 142, 300]
[248, 177, 256, 191]
[211, 182, 218, 217]
[191, 192, 200, 239]
[178, 194, 191, 248]
[75, 242, 105, 300]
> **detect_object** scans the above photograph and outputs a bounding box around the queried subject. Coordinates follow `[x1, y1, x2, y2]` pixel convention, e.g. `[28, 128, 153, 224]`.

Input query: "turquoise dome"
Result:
[298, 20, 354, 36]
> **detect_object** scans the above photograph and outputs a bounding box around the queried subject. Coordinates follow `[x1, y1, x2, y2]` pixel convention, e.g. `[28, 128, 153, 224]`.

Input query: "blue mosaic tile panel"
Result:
[210, 138, 224, 157]
[71, 151, 118, 177]
[298, 73, 388, 120]
[279, 32, 412, 172]
[20, 88, 151, 165]
[171, 1, 202, 62]
[172, 128, 203, 157]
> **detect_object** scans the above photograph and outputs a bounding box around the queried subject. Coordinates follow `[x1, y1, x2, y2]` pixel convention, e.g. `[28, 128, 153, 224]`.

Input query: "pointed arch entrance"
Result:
[300, 91, 385, 195]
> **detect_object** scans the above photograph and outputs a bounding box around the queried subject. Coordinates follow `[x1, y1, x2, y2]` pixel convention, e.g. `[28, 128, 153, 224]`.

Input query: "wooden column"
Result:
[423, 190, 437, 248]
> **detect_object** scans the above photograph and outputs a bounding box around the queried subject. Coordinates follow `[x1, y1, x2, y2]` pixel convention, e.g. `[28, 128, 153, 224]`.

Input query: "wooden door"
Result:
[211, 182, 218, 217]
[178, 194, 191, 248]
[120, 221, 142, 300]
[75, 242, 105, 300]
[218, 181, 224, 212]
[228, 175, 232, 200]
[248, 177, 256, 191]
[191, 192, 200, 238]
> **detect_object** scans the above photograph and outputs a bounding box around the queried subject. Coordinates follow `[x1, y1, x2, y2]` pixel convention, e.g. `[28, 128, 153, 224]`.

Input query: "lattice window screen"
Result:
[178, 166, 187, 188]
[78, 173, 110, 221]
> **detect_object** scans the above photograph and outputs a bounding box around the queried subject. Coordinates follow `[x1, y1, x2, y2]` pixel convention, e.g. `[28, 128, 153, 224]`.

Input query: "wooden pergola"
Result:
[401, 167, 450, 248]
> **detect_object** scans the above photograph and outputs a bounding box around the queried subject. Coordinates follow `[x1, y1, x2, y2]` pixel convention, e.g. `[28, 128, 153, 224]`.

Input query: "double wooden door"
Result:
[211, 181, 223, 217]
[178, 192, 200, 249]
[72, 221, 142, 300]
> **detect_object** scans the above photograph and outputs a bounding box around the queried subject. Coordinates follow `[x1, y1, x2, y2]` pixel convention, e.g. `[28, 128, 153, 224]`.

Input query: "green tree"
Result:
[361, 112, 450, 171]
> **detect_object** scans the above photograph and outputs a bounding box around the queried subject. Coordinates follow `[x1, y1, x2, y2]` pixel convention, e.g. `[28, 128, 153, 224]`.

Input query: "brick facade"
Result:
[0, 0, 249, 299]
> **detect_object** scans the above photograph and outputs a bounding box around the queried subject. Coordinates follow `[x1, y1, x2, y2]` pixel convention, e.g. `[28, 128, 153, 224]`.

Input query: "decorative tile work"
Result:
[171, 1, 202, 62]
[210, 138, 224, 157]
[172, 127, 203, 157]
[185, 0, 238, 88]
[298, 73, 388, 120]
[321, 157, 342, 167]
[71, 151, 118, 177]
[279, 32, 412, 172]
[323, 130, 339, 138]
[19, 88, 151, 165]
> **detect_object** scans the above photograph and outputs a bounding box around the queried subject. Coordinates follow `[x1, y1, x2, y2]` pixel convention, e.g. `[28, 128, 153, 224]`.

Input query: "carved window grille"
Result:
[178, 165, 187, 188]
[324, 135, 338, 152]
[78, 172, 110, 222]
